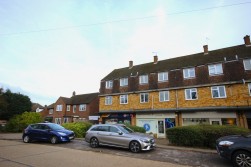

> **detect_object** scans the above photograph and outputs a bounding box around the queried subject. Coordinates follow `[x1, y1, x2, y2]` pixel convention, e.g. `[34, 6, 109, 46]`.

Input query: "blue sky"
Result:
[1, 0, 251, 106]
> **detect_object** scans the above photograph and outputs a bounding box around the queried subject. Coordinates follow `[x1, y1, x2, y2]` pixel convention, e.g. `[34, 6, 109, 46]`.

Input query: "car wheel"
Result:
[23, 135, 30, 143]
[50, 136, 58, 144]
[129, 141, 141, 153]
[90, 137, 99, 148]
[232, 150, 251, 167]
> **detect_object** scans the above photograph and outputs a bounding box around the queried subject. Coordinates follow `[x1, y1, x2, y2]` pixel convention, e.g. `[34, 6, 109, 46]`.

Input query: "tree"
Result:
[0, 89, 32, 120]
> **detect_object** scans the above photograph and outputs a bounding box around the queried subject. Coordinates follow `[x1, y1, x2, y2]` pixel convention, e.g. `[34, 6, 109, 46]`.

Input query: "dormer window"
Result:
[158, 72, 168, 82]
[183, 68, 195, 79]
[243, 59, 251, 70]
[106, 80, 113, 89]
[120, 78, 128, 87]
[139, 75, 148, 85]
[208, 63, 223, 76]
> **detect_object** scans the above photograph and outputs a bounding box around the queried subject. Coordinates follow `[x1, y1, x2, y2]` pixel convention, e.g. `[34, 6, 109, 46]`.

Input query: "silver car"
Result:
[85, 124, 156, 153]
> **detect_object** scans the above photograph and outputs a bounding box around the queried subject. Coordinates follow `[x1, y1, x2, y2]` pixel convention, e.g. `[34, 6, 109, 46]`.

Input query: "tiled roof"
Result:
[47, 103, 55, 109]
[102, 44, 251, 81]
[68, 92, 99, 105]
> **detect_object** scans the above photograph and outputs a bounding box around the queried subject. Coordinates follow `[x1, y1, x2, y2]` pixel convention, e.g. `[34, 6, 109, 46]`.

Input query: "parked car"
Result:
[85, 124, 156, 153]
[22, 123, 75, 144]
[216, 133, 251, 167]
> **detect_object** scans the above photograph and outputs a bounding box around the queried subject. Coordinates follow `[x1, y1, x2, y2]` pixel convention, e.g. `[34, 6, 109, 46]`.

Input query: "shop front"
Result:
[101, 113, 135, 125]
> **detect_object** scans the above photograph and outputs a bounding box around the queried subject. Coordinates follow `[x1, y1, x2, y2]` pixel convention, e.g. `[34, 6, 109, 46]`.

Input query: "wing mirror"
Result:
[118, 131, 123, 135]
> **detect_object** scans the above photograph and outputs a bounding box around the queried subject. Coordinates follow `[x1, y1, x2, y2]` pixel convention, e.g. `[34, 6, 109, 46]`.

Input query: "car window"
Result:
[48, 124, 64, 130]
[40, 125, 50, 130]
[110, 126, 119, 133]
[117, 126, 134, 134]
[30, 124, 39, 129]
[97, 126, 109, 132]
[90, 126, 99, 131]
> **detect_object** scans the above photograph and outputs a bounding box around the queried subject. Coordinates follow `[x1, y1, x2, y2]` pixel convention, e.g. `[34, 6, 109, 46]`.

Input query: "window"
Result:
[79, 104, 86, 111]
[73, 105, 76, 113]
[120, 95, 128, 104]
[63, 118, 69, 123]
[55, 118, 61, 124]
[105, 96, 112, 105]
[208, 64, 223, 75]
[67, 105, 70, 112]
[159, 91, 169, 102]
[106, 80, 113, 89]
[158, 72, 168, 82]
[243, 59, 251, 70]
[185, 88, 198, 100]
[211, 86, 226, 98]
[49, 109, 53, 114]
[139, 75, 148, 84]
[56, 105, 62, 111]
[183, 68, 195, 79]
[120, 78, 128, 87]
[140, 93, 149, 103]
[248, 83, 251, 96]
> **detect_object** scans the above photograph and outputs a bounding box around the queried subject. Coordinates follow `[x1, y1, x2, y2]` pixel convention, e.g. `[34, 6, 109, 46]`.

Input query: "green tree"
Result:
[6, 112, 42, 132]
[0, 89, 32, 120]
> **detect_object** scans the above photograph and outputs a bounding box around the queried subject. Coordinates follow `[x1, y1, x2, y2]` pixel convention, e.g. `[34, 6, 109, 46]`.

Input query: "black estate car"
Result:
[23, 123, 75, 144]
[216, 133, 251, 167]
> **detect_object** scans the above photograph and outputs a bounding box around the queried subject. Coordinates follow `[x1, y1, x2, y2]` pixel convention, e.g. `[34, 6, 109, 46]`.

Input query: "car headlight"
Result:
[219, 141, 234, 146]
[58, 132, 67, 136]
[140, 138, 150, 143]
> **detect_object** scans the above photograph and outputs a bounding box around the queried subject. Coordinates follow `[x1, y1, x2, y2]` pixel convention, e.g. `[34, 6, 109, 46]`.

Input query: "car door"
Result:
[108, 126, 131, 147]
[39, 124, 51, 141]
[96, 126, 110, 145]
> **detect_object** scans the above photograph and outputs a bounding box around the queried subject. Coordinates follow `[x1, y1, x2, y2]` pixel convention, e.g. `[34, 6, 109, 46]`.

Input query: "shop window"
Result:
[183, 118, 209, 126]
[221, 118, 236, 125]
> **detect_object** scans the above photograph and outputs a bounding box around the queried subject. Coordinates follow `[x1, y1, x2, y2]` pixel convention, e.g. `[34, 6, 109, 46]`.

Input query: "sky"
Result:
[1, 0, 251, 106]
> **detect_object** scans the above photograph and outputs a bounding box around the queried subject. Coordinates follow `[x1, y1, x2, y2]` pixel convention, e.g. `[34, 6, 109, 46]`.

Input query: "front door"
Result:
[157, 120, 165, 138]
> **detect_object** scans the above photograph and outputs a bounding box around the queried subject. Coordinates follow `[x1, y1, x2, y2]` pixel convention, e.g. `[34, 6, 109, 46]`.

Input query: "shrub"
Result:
[127, 125, 146, 133]
[166, 125, 250, 148]
[62, 122, 92, 138]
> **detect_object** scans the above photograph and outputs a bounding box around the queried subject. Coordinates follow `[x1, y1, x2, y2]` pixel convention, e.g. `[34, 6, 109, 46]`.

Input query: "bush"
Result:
[62, 122, 92, 138]
[166, 125, 250, 148]
[127, 125, 146, 133]
[5, 112, 43, 132]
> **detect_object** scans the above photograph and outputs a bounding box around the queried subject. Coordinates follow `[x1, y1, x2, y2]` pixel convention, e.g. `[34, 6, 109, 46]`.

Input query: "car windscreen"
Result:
[48, 124, 65, 130]
[117, 126, 134, 134]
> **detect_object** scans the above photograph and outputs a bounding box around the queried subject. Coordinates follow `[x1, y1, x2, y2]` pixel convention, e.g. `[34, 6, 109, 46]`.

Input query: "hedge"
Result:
[127, 125, 146, 133]
[62, 122, 92, 138]
[166, 125, 250, 148]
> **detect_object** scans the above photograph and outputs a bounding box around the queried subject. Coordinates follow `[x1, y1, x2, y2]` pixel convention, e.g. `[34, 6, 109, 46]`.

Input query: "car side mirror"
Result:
[118, 131, 123, 135]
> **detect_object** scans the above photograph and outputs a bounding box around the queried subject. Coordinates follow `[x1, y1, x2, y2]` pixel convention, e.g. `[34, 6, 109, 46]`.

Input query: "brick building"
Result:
[99, 35, 251, 138]
[41, 92, 99, 124]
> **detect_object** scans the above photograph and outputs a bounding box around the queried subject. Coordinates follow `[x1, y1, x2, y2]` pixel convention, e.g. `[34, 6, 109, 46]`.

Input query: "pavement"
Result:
[0, 133, 216, 154]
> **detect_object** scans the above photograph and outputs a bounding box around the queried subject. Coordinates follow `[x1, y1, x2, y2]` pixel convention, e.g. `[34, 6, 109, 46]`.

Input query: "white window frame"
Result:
[159, 91, 169, 102]
[106, 80, 113, 89]
[105, 96, 112, 105]
[140, 93, 149, 103]
[55, 118, 61, 124]
[185, 88, 198, 100]
[211, 86, 226, 98]
[120, 78, 128, 87]
[66, 105, 70, 112]
[73, 105, 76, 113]
[56, 105, 62, 111]
[158, 72, 168, 82]
[79, 104, 86, 111]
[49, 109, 53, 114]
[120, 95, 128, 104]
[139, 75, 148, 85]
[243, 59, 251, 70]
[248, 83, 251, 96]
[183, 68, 195, 79]
[208, 63, 223, 76]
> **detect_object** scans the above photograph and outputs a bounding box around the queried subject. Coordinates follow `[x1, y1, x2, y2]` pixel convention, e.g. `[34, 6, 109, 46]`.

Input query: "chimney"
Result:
[203, 45, 209, 55]
[129, 60, 133, 69]
[244, 35, 251, 46]
[72, 91, 76, 96]
[153, 55, 158, 64]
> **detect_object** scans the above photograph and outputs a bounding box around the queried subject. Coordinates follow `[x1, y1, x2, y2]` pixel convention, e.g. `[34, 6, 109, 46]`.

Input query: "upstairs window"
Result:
[159, 91, 169, 102]
[139, 75, 148, 85]
[106, 80, 113, 89]
[185, 88, 198, 100]
[49, 109, 53, 114]
[66, 105, 70, 112]
[183, 68, 195, 79]
[120, 78, 128, 87]
[105, 96, 112, 105]
[248, 83, 251, 96]
[120, 95, 128, 104]
[208, 64, 223, 75]
[211, 86, 226, 98]
[79, 104, 86, 111]
[140, 93, 149, 103]
[56, 105, 62, 111]
[73, 105, 76, 113]
[243, 59, 251, 70]
[158, 72, 168, 82]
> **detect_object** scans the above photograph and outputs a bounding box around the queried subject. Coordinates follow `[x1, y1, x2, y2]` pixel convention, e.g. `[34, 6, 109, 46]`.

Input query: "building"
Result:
[32, 103, 44, 112]
[40, 92, 99, 124]
[99, 35, 251, 138]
